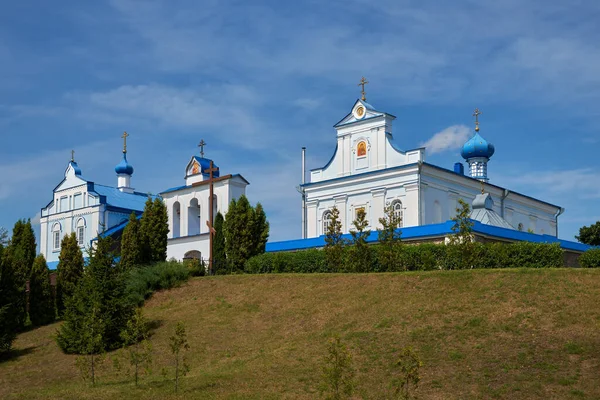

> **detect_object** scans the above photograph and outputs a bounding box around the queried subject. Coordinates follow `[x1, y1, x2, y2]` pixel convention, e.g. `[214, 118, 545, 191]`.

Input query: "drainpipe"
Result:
[500, 189, 510, 218]
[301, 147, 307, 239]
[554, 207, 564, 237]
[418, 161, 423, 226]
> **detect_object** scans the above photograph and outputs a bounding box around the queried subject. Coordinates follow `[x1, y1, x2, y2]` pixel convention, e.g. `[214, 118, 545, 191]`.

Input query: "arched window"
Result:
[391, 200, 403, 227]
[517, 223, 523, 232]
[75, 218, 86, 246]
[173, 201, 181, 238]
[322, 210, 333, 234]
[357, 141, 367, 157]
[188, 198, 200, 236]
[52, 223, 62, 251]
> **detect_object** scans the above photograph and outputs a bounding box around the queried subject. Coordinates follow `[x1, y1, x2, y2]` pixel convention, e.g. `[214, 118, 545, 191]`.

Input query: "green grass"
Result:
[2, 268, 600, 399]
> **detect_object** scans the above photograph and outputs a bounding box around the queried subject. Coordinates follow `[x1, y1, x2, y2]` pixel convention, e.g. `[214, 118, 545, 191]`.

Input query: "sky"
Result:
[1, 0, 599, 243]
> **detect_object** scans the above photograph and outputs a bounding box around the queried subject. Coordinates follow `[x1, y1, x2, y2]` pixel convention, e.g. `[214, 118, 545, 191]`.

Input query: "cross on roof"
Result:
[198, 139, 206, 158]
[121, 131, 129, 153]
[472, 108, 482, 132]
[71, 150, 75, 162]
[358, 76, 369, 101]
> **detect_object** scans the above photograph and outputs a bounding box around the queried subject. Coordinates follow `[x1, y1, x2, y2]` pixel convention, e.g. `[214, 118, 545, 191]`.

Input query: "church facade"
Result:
[300, 98, 562, 239]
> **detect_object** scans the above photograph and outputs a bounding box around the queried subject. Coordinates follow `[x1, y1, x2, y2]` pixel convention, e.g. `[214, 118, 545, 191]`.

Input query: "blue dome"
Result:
[461, 132, 495, 160]
[115, 154, 134, 175]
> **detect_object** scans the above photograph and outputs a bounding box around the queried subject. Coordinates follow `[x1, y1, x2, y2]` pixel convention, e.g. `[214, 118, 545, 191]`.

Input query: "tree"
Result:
[169, 322, 190, 393]
[349, 208, 372, 272]
[139, 198, 169, 264]
[393, 347, 423, 400]
[119, 308, 153, 387]
[213, 212, 227, 274]
[10, 219, 37, 283]
[576, 221, 600, 245]
[448, 199, 475, 269]
[74, 302, 105, 386]
[324, 206, 345, 271]
[57, 235, 133, 354]
[223, 195, 270, 272]
[319, 335, 355, 400]
[56, 233, 84, 316]
[0, 244, 19, 353]
[28, 255, 55, 326]
[378, 204, 403, 271]
[120, 212, 142, 270]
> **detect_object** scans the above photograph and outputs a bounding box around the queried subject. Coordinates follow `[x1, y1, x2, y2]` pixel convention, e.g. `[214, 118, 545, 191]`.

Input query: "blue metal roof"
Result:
[91, 184, 151, 212]
[98, 213, 143, 238]
[160, 174, 250, 194]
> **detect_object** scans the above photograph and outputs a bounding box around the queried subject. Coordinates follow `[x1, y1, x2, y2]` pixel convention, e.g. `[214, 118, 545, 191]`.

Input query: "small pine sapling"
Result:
[119, 308, 153, 387]
[378, 203, 403, 271]
[393, 346, 423, 399]
[169, 321, 190, 393]
[319, 335, 355, 400]
[349, 208, 372, 272]
[448, 198, 475, 269]
[324, 206, 345, 271]
[75, 303, 105, 386]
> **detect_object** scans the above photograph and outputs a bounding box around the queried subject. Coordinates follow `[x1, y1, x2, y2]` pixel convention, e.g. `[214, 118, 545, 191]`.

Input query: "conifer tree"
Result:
[151, 198, 169, 262]
[448, 199, 475, 269]
[252, 203, 270, 256]
[56, 233, 84, 316]
[169, 322, 190, 393]
[324, 206, 345, 271]
[377, 204, 403, 271]
[213, 212, 227, 274]
[28, 255, 55, 326]
[0, 244, 19, 353]
[119, 308, 152, 387]
[57, 235, 133, 354]
[139, 197, 155, 264]
[10, 219, 37, 283]
[349, 208, 372, 272]
[224, 196, 253, 271]
[120, 212, 142, 270]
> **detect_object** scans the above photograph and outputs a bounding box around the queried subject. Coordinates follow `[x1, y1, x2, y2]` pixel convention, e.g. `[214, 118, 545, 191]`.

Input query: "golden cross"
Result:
[198, 139, 206, 158]
[121, 131, 129, 153]
[71, 150, 75, 162]
[358, 76, 369, 101]
[472, 108, 482, 132]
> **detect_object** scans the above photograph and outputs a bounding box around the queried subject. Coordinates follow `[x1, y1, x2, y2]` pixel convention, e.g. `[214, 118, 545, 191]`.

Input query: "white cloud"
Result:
[421, 125, 470, 155]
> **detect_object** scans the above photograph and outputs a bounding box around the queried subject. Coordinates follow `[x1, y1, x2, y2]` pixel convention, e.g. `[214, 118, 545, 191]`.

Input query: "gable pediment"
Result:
[333, 99, 392, 128]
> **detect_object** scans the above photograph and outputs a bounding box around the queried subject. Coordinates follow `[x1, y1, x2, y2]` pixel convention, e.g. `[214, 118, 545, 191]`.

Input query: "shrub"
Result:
[125, 261, 190, 306]
[245, 249, 327, 274]
[578, 248, 600, 268]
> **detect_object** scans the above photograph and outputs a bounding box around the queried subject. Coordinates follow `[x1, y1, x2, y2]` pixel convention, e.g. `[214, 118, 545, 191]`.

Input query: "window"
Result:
[52, 223, 62, 251]
[77, 227, 85, 246]
[73, 193, 82, 209]
[323, 210, 333, 234]
[391, 200, 403, 227]
[59, 196, 68, 212]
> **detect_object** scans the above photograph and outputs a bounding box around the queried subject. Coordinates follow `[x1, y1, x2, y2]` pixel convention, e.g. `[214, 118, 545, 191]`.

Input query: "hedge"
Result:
[244, 242, 567, 274]
[125, 260, 191, 306]
[578, 248, 600, 268]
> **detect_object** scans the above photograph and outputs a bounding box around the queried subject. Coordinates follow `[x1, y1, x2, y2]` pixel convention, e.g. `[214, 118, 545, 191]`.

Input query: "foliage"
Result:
[57, 236, 134, 354]
[56, 233, 84, 316]
[377, 203, 403, 272]
[0, 244, 19, 353]
[393, 347, 422, 400]
[28, 255, 55, 327]
[9, 219, 36, 329]
[324, 206, 345, 271]
[576, 221, 600, 246]
[448, 199, 475, 269]
[320, 335, 355, 400]
[169, 322, 190, 393]
[348, 208, 372, 272]
[120, 212, 143, 270]
[119, 308, 153, 386]
[245, 249, 328, 273]
[139, 198, 170, 264]
[213, 212, 227, 275]
[74, 302, 105, 386]
[224, 195, 270, 272]
[125, 260, 190, 306]
[183, 258, 206, 277]
[578, 248, 600, 268]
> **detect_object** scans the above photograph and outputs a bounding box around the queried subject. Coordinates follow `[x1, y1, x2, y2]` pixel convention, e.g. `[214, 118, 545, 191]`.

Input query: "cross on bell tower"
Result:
[198, 139, 206, 158]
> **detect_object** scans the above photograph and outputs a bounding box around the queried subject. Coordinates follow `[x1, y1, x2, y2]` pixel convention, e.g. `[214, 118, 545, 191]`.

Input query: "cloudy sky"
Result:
[1, 0, 599, 243]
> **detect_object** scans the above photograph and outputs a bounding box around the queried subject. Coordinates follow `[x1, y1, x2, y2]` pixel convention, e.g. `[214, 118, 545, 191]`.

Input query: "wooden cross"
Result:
[358, 76, 369, 101]
[472, 108, 482, 131]
[198, 139, 206, 158]
[121, 131, 129, 153]
[206, 160, 219, 274]
[71, 150, 75, 162]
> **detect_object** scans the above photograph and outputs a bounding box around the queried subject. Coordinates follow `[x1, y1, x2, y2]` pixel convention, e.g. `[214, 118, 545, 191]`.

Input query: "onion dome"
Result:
[115, 154, 134, 175]
[461, 132, 495, 160]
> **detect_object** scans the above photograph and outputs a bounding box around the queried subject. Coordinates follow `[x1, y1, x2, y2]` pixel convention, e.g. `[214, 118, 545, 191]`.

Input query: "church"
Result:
[39, 135, 248, 269]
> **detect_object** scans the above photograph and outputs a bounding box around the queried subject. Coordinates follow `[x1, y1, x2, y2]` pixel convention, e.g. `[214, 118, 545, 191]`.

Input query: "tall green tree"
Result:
[56, 233, 85, 316]
[28, 255, 55, 326]
[0, 244, 20, 353]
[324, 206, 345, 272]
[576, 221, 600, 246]
[349, 208, 372, 272]
[139, 198, 169, 264]
[139, 197, 155, 264]
[448, 199, 475, 269]
[57, 235, 133, 354]
[120, 212, 142, 270]
[377, 204, 403, 271]
[213, 212, 227, 274]
[251, 203, 270, 256]
[10, 219, 37, 283]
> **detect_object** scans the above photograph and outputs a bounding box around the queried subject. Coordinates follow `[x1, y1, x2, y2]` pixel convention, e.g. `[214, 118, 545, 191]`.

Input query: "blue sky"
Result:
[1, 0, 599, 242]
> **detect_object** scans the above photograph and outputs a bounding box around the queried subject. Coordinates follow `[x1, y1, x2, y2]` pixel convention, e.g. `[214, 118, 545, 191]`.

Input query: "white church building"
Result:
[298, 95, 562, 240]
[39, 136, 248, 268]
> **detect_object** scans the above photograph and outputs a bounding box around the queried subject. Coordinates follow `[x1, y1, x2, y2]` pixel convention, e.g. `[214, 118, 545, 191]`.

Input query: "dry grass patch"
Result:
[1, 269, 600, 399]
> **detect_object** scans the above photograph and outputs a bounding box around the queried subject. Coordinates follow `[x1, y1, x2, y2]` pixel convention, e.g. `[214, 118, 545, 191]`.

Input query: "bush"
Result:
[125, 261, 191, 306]
[578, 248, 600, 268]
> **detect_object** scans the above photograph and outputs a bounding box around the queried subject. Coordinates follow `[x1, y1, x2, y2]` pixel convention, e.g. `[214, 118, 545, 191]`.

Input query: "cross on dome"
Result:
[473, 108, 482, 132]
[358, 77, 369, 101]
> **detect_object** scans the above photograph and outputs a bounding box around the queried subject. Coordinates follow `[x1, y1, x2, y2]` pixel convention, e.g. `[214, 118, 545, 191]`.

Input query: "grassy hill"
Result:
[2, 269, 600, 399]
